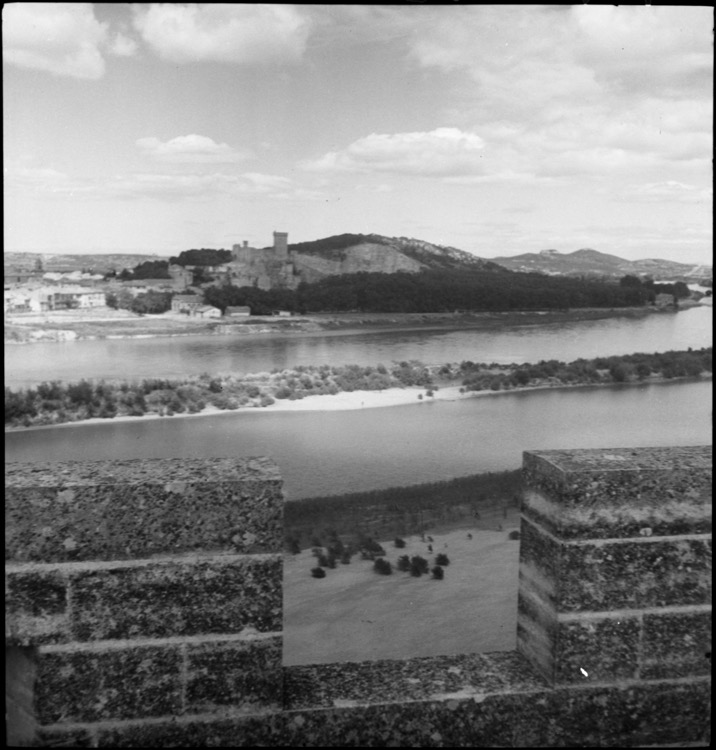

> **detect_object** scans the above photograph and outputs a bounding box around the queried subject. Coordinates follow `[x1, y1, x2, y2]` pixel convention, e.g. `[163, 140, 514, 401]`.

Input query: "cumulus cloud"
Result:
[2, 3, 110, 79]
[305, 128, 485, 177]
[136, 135, 250, 164]
[108, 32, 138, 58]
[132, 4, 311, 64]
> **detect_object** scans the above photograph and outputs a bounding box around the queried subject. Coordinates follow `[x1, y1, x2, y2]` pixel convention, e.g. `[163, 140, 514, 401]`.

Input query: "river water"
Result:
[4, 306, 712, 388]
[5, 306, 712, 498]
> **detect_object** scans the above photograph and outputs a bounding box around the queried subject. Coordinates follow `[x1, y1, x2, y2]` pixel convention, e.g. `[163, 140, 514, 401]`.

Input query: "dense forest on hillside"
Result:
[284, 471, 522, 550]
[205, 269, 650, 315]
[287, 233, 392, 255]
[5, 349, 710, 429]
[106, 260, 170, 281]
[168, 248, 232, 267]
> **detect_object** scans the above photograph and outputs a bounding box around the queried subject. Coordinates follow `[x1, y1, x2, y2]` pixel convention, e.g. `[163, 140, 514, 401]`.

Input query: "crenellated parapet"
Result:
[5, 447, 711, 747]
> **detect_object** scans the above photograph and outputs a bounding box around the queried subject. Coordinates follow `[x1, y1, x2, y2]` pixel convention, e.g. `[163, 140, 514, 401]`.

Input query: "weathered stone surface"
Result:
[557, 537, 711, 612]
[186, 635, 283, 713]
[641, 609, 712, 679]
[522, 447, 712, 540]
[5, 568, 69, 645]
[519, 520, 711, 613]
[37, 728, 95, 747]
[516, 590, 558, 682]
[35, 644, 182, 723]
[284, 651, 545, 710]
[70, 555, 282, 641]
[554, 616, 641, 684]
[5, 457, 284, 563]
[94, 678, 711, 747]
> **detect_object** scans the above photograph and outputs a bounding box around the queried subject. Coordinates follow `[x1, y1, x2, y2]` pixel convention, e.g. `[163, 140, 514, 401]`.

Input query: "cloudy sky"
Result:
[3, 4, 713, 264]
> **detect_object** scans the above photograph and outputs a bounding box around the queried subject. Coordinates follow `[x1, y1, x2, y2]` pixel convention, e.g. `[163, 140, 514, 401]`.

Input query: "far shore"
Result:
[5, 374, 710, 434]
[4, 304, 694, 346]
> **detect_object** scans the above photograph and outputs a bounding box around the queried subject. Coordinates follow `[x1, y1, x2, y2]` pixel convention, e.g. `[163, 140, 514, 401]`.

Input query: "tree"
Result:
[394, 537, 406, 548]
[435, 553, 450, 566]
[431, 565, 444, 580]
[410, 555, 429, 577]
[310, 567, 326, 579]
[373, 558, 393, 575]
[130, 291, 172, 315]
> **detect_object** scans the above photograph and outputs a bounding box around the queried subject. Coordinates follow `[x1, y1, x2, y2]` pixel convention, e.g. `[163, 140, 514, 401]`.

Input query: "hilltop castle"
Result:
[226, 231, 298, 290]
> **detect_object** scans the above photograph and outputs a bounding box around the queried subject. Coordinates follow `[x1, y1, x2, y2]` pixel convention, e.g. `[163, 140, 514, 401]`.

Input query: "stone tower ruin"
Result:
[273, 231, 288, 260]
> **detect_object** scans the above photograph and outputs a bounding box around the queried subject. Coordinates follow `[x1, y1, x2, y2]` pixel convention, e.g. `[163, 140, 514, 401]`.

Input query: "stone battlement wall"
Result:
[5, 447, 711, 747]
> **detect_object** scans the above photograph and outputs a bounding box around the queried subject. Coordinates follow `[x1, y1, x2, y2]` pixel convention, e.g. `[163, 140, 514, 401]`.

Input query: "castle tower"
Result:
[273, 231, 288, 260]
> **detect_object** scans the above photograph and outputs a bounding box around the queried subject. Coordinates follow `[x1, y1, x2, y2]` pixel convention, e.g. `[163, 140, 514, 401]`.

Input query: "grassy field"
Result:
[283, 507, 520, 666]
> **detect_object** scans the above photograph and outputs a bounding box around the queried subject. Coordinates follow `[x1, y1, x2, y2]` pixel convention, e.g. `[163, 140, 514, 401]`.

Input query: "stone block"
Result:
[5, 457, 284, 563]
[554, 616, 640, 684]
[186, 635, 283, 713]
[557, 537, 711, 612]
[70, 555, 282, 641]
[6, 568, 69, 645]
[519, 515, 711, 615]
[522, 446, 712, 540]
[641, 609, 712, 679]
[515, 590, 558, 682]
[35, 644, 182, 724]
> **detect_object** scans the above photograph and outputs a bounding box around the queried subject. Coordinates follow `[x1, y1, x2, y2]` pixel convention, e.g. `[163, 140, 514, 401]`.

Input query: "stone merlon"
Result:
[5, 446, 711, 747]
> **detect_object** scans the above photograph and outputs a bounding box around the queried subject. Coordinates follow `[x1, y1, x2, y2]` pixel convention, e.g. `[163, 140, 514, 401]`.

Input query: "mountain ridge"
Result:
[491, 247, 711, 281]
[4, 237, 711, 283]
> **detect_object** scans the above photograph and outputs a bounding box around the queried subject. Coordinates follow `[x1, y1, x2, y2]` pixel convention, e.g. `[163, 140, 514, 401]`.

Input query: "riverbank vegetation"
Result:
[4, 348, 711, 429]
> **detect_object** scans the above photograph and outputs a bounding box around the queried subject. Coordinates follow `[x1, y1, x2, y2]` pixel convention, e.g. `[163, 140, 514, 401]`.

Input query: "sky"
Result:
[3, 4, 713, 264]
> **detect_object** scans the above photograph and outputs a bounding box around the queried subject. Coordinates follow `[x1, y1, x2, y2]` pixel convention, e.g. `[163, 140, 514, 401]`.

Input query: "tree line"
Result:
[204, 269, 652, 315]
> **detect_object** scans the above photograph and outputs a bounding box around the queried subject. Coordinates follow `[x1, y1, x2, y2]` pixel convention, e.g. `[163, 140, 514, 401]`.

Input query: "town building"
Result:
[171, 295, 204, 314]
[225, 306, 252, 317]
[192, 305, 222, 319]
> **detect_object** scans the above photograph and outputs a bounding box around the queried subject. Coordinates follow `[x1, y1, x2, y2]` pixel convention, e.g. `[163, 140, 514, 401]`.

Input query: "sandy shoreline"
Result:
[6, 375, 710, 433]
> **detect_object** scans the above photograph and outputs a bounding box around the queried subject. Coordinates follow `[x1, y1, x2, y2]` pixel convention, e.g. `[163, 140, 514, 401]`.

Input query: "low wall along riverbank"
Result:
[6, 446, 711, 746]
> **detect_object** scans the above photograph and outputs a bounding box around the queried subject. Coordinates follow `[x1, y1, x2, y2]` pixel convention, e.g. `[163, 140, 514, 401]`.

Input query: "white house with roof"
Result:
[171, 295, 204, 314]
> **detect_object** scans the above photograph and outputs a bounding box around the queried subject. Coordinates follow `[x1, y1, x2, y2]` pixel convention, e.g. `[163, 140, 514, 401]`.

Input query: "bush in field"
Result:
[394, 537, 406, 548]
[316, 553, 331, 568]
[327, 539, 345, 558]
[431, 565, 444, 580]
[373, 558, 393, 575]
[311, 567, 326, 579]
[396, 555, 411, 572]
[508, 530, 520, 540]
[340, 550, 352, 564]
[410, 555, 429, 577]
[435, 553, 450, 567]
[361, 537, 386, 556]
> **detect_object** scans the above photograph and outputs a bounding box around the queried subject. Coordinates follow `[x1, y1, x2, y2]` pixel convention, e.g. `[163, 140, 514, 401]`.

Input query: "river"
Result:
[5, 306, 711, 498]
[4, 306, 712, 388]
[5, 380, 712, 499]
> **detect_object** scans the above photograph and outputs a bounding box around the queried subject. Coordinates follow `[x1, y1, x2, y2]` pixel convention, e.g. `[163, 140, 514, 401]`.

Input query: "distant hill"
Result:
[282, 233, 506, 283]
[4, 252, 163, 274]
[490, 248, 712, 282]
